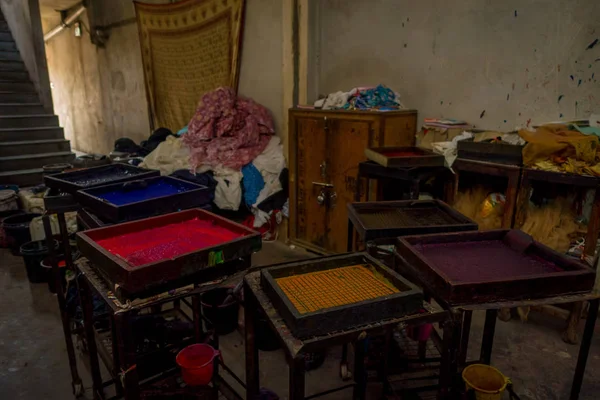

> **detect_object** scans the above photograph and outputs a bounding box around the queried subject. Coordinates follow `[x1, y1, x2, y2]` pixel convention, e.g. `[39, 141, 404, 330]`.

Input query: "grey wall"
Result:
[1, 0, 53, 111]
[44, 0, 284, 155]
[315, 0, 600, 129]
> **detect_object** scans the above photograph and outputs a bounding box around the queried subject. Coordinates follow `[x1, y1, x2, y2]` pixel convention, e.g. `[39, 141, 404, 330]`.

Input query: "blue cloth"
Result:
[242, 163, 264, 206]
[343, 84, 400, 110]
[177, 126, 188, 136]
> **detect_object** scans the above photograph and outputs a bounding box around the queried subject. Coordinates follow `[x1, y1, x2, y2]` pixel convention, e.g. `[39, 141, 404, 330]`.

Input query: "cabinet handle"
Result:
[312, 182, 333, 188]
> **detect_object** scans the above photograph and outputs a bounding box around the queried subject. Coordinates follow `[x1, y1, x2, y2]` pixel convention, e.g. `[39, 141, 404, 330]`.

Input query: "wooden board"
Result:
[365, 146, 445, 168]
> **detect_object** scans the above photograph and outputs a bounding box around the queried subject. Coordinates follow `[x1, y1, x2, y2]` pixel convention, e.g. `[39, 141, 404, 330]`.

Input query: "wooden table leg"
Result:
[244, 284, 260, 400]
[480, 309, 498, 365]
[78, 274, 104, 400]
[438, 318, 461, 400]
[290, 355, 306, 400]
[563, 301, 585, 345]
[458, 310, 472, 367]
[570, 299, 599, 400]
[353, 339, 367, 400]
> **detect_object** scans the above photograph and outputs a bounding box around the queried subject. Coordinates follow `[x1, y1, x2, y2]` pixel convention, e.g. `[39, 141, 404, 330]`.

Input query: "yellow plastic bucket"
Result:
[462, 364, 509, 400]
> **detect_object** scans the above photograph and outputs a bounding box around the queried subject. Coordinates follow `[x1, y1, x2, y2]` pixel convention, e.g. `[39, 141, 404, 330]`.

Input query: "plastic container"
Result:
[43, 163, 73, 175]
[2, 213, 41, 255]
[462, 364, 509, 400]
[41, 257, 68, 294]
[20, 239, 59, 283]
[0, 210, 24, 248]
[176, 344, 220, 386]
[201, 287, 239, 335]
[0, 189, 18, 212]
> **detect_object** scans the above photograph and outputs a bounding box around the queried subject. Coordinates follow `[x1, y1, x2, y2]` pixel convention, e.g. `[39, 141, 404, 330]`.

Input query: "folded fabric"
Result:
[184, 87, 274, 170]
[242, 163, 265, 207]
[213, 167, 243, 211]
[140, 136, 191, 176]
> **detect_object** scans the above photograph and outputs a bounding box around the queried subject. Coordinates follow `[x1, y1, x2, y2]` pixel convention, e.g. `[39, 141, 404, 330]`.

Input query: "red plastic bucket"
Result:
[176, 344, 221, 386]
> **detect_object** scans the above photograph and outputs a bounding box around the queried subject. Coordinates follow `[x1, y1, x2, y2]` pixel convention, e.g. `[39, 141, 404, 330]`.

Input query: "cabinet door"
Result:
[325, 118, 376, 253]
[289, 115, 328, 251]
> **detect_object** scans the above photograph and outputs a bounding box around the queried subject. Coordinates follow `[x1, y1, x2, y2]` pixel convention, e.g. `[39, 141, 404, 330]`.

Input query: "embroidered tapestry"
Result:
[134, 0, 245, 130]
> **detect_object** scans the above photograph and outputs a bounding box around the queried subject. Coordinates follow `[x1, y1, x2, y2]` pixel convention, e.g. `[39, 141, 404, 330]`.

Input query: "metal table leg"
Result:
[437, 318, 461, 400]
[570, 299, 599, 400]
[458, 310, 473, 367]
[244, 284, 259, 400]
[290, 356, 306, 400]
[480, 309, 498, 365]
[43, 215, 84, 397]
[78, 274, 104, 399]
[353, 339, 367, 400]
[114, 312, 140, 400]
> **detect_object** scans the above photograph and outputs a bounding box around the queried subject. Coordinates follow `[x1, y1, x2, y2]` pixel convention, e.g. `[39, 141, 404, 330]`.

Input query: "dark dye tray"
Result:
[348, 200, 478, 242]
[457, 140, 523, 166]
[396, 229, 596, 306]
[261, 253, 423, 338]
[77, 208, 262, 294]
[365, 146, 445, 168]
[44, 163, 160, 194]
[77, 208, 110, 230]
[77, 176, 211, 223]
[43, 188, 79, 213]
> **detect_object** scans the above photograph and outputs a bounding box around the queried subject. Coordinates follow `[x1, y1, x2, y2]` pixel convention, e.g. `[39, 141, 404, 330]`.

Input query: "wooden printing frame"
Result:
[76, 208, 261, 294]
[260, 252, 423, 338]
[396, 229, 596, 306]
[134, 0, 246, 130]
[364, 146, 445, 168]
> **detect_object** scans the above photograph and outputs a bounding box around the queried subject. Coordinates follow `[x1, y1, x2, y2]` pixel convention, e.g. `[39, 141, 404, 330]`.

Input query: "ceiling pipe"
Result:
[43, 4, 86, 43]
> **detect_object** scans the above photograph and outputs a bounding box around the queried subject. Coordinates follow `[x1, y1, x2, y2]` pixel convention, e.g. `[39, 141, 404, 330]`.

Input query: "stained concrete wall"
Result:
[44, 0, 284, 155]
[314, 0, 600, 129]
[1, 0, 53, 112]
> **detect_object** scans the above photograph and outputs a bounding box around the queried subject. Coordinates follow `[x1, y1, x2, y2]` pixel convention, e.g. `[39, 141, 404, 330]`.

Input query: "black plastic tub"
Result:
[41, 257, 67, 294]
[201, 287, 239, 335]
[20, 239, 59, 283]
[2, 213, 42, 255]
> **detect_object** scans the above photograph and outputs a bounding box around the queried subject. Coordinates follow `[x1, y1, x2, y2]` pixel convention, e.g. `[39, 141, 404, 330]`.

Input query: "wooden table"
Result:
[243, 271, 457, 400]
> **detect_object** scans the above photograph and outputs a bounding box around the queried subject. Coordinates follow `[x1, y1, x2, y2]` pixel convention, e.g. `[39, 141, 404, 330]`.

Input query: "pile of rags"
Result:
[183, 87, 275, 170]
[518, 124, 600, 176]
[314, 84, 403, 111]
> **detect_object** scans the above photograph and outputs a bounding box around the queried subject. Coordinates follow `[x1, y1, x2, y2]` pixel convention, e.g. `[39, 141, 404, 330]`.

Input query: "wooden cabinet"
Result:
[289, 108, 418, 253]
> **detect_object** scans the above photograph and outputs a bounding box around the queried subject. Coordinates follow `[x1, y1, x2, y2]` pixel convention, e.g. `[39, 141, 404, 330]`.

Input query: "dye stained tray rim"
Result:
[347, 200, 478, 241]
[44, 163, 160, 194]
[76, 208, 262, 294]
[261, 252, 423, 338]
[365, 146, 445, 168]
[76, 176, 211, 222]
[395, 229, 596, 306]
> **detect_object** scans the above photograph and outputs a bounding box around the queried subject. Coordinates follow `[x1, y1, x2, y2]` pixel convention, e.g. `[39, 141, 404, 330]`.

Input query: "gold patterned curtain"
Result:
[134, 0, 245, 130]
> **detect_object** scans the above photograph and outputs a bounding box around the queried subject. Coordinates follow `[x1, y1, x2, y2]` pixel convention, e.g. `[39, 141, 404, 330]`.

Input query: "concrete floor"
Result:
[1, 241, 600, 399]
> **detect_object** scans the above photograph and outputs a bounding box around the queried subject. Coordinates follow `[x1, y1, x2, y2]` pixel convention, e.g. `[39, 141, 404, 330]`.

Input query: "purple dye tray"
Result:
[396, 229, 596, 305]
[77, 176, 211, 222]
[44, 163, 160, 194]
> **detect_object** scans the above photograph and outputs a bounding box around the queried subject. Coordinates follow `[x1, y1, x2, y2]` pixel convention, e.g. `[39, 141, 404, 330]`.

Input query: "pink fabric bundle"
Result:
[184, 87, 274, 170]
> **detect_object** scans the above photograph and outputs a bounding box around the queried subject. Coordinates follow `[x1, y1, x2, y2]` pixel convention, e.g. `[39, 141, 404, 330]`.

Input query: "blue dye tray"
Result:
[77, 176, 211, 222]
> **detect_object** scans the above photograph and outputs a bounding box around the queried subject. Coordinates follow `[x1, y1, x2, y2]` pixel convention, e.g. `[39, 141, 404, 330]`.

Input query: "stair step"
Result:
[0, 151, 75, 172]
[0, 103, 44, 115]
[0, 126, 64, 141]
[0, 61, 25, 72]
[0, 81, 34, 92]
[0, 92, 38, 103]
[0, 21, 8, 31]
[0, 41, 17, 51]
[0, 168, 44, 187]
[0, 139, 70, 156]
[0, 50, 21, 62]
[0, 71, 29, 80]
[0, 32, 13, 42]
[0, 114, 59, 129]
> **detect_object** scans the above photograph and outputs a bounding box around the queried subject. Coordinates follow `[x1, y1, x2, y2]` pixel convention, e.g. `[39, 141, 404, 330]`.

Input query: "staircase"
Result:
[0, 13, 74, 187]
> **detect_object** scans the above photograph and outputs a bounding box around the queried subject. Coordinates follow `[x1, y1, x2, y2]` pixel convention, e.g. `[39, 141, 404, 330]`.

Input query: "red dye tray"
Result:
[365, 146, 445, 168]
[77, 209, 261, 294]
[396, 230, 596, 305]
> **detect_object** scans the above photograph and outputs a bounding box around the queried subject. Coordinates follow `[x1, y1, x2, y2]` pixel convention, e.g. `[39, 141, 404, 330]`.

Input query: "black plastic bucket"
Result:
[41, 256, 68, 293]
[20, 239, 59, 283]
[201, 287, 239, 335]
[2, 213, 41, 255]
[0, 210, 24, 248]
